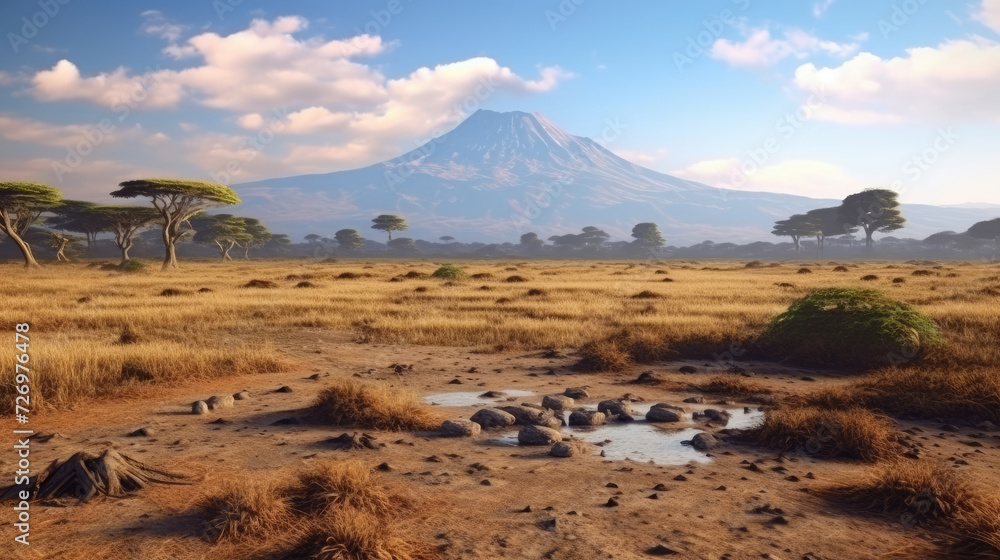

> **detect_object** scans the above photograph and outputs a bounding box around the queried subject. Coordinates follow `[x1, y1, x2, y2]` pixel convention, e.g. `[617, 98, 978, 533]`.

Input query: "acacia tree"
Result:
[192, 214, 249, 261]
[371, 214, 408, 242]
[631, 222, 665, 249]
[519, 232, 544, 252]
[241, 218, 271, 259]
[111, 178, 240, 271]
[0, 181, 63, 267]
[772, 214, 817, 254]
[804, 207, 857, 256]
[47, 232, 82, 262]
[47, 200, 105, 251]
[94, 206, 161, 265]
[335, 228, 365, 251]
[837, 188, 906, 250]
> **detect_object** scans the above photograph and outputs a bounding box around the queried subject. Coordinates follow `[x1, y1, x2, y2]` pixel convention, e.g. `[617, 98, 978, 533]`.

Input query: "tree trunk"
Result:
[120, 242, 131, 265]
[161, 220, 179, 271]
[1, 210, 39, 268]
[243, 245, 250, 260]
[222, 240, 234, 261]
[55, 240, 68, 262]
[793, 235, 801, 254]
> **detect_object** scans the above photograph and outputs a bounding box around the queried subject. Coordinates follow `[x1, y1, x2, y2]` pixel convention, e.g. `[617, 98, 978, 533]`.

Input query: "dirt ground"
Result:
[3, 330, 997, 560]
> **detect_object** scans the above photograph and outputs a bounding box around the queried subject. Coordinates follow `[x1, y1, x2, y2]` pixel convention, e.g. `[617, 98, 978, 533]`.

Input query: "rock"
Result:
[470, 408, 516, 430]
[275, 385, 293, 393]
[646, 405, 681, 423]
[549, 441, 576, 457]
[682, 396, 705, 404]
[517, 425, 562, 446]
[478, 390, 505, 398]
[568, 410, 606, 426]
[646, 544, 678, 555]
[206, 395, 235, 410]
[635, 371, 662, 384]
[498, 405, 558, 427]
[679, 366, 697, 374]
[691, 432, 718, 451]
[448, 378, 463, 385]
[439, 419, 481, 437]
[647, 493, 658, 499]
[375, 462, 392, 472]
[480, 479, 491, 486]
[597, 400, 636, 422]
[127, 427, 154, 437]
[673, 474, 688, 481]
[653, 483, 668, 491]
[604, 497, 619, 507]
[564, 387, 589, 399]
[233, 391, 251, 400]
[542, 395, 574, 410]
[191, 400, 209, 415]
[325, 432, 379, 450]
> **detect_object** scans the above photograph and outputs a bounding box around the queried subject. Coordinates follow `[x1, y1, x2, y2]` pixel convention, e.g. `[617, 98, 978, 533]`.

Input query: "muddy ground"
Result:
[3, 330, 997, 559]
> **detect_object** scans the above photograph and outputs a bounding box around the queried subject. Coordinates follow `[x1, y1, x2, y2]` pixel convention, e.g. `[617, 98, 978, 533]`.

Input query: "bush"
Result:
[763, 288, 943, 369]
[751, 405, 898, 461]
[119, 259, 147, 273]
[199, 475, 292, 542]
[311, 379, 441, 431]
[575, 329, 672, 372]
[826, 461, 1000, 557]
[431, 264, 465, 280]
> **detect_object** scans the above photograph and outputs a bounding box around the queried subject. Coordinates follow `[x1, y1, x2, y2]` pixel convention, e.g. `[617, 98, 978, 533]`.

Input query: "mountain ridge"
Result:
[234, 110, 997, 245]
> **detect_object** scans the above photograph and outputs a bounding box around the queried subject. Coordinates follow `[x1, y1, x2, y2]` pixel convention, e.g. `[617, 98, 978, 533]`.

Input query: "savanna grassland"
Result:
[2, 257, 1000, 559]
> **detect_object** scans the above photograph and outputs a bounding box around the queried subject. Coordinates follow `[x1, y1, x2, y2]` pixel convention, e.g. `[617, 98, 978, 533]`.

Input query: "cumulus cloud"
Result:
[31, 60, 183, 109]
[711, 28, 864, 67]
[793, 38, 1000, 124]
[672, 158, 858, 198]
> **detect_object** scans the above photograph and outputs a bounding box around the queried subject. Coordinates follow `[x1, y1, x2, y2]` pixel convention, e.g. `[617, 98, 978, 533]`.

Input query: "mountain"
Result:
[234, 110, 997, 245]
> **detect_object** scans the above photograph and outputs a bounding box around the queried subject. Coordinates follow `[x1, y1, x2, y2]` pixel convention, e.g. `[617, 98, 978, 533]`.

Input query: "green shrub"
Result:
[119, 259, 147, 273]
[431, 264, 464, 280]
[764, 287, 943, 369]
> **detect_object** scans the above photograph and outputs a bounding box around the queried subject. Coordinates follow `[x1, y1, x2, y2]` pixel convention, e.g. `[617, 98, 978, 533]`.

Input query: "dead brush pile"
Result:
[311, 379, 442, 431]
[823, 461, 1000, 558]
[750, 404, 899, 462]
[199, 459, 436, 559]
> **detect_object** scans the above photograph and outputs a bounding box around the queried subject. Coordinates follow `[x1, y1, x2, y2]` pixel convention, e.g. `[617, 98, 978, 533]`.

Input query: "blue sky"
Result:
[1, 0, 999, 206]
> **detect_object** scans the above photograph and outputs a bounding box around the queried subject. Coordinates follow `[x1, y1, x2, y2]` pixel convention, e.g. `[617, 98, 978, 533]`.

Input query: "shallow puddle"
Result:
[498, 406, 764, 465]
[422, 389, 536, 407]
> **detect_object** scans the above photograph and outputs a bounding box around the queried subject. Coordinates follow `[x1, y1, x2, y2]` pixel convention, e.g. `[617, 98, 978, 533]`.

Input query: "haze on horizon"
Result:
[1, 0, 999, 211]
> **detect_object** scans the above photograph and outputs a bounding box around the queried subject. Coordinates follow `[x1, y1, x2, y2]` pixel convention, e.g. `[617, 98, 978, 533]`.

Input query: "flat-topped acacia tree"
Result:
[111, 178, 240, 270]
[0, 181, 63, 267]
[94, 206, 161, 265]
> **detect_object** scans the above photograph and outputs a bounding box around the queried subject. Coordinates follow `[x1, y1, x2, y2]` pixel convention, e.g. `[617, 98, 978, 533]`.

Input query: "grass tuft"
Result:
[311, 379, 441, 431]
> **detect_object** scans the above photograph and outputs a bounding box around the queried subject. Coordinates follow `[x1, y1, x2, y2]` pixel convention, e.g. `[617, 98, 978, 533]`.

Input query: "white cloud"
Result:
[813, 0, 836, 18]
[0, 115, 139, 147]
[711, 28, 863, 67]
[978, 0, 1000, 33]
[31, 60, 184, 109]
[672, 158, 858, 198]
[140, 10, 185, 42]
[794, 38, 1000, 124]
[611, 148, 670, 166]
[0, 157, 167, 200]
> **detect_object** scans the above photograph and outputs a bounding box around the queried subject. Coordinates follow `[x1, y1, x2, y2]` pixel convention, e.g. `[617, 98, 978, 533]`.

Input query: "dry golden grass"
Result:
[3, 258, 998, 411]
[199, 475, 294, 543]
[806, 366, 1000, 423]
[701, 374, 773, 396]
[311, 379, 442, 431]
[827, 461, 1000, 557]
[196, 459, 433, 560]
[752, 405, 899, 462]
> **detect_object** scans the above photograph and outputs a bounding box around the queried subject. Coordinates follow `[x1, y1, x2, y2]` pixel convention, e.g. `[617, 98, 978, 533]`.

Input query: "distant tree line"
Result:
[2, 180, 998, 269]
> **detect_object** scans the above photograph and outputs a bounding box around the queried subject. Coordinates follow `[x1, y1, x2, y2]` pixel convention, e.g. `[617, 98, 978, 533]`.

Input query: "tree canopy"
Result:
[771, 214, 817, 253]
[93, 205, 161, 264]
[371, 214, 408, 241]
[111, 178, 241, 270]
[837, 188, 905, 250]
[0, 181, 64, 267]
[630, 222, 665, 249]
[335, 228, 365, 251]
